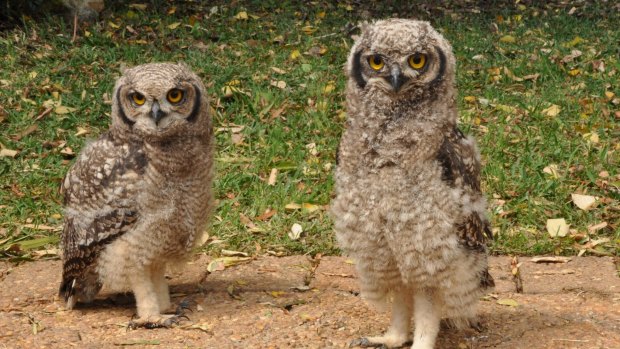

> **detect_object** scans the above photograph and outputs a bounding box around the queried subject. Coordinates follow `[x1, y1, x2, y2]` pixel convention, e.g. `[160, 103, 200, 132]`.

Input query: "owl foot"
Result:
[350, 336, 412, 348]
[174, 298, 195, 316]
[127, 314, 189, 330]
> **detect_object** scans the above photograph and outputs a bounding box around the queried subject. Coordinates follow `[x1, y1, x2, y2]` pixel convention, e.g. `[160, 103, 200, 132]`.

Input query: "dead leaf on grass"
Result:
[74, 127, 90, 137]
[234, 11, 248, 20]
[220, 249, 248, 257]
[270, 80, 287, 89]
[256, 208, 276, 221]
[499, 35, 516, 43]
[288, 223, 303, 240]
[54, 105, 76, 114]
[546, 218, 570, 237]
[0, 148, 18, 158]
[587, 221, 607, 233]
[268, 168, 278, 186]
[571, 193, 598, 211]
[561, 49, 582, 63]
[541, 104, 561, 117]
[285, 202, 322, 212]
[543, 164, 560, 178]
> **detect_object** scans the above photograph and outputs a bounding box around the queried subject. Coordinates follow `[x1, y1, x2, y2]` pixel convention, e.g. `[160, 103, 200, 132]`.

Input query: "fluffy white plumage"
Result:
[331, 19, 494, 349]
[59, 63, 214, 328]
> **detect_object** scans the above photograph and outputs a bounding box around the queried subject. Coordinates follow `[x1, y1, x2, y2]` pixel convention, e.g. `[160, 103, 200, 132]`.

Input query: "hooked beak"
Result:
[390, 67, 406, 92]
[150, 101, 166, 125]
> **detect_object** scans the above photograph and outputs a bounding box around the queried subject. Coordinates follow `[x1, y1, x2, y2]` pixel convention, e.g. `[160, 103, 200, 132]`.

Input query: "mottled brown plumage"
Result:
[59, 63, 214, 328]
[331, 19, 493, 349]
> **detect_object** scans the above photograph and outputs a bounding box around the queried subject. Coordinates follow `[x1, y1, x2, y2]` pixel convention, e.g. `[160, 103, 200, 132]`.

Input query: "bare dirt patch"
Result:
[1, 256, 619, 348]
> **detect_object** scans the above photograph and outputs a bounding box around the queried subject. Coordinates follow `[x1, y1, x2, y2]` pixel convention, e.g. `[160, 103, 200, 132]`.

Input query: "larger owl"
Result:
[59, 63, 214, 328]
[331, 19, 494, 349]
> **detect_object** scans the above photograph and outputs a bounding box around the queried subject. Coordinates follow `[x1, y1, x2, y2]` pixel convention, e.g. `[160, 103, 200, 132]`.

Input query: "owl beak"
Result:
[150, 101, 166, 125]
[390, 68, 406, 92]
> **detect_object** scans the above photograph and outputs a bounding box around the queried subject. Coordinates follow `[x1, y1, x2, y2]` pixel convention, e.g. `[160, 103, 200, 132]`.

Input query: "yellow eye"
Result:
[368, 55, 384, 70]
[167, 89, 184, 104]
[408, 53, 427, 69]
[132, 93, 146, 106]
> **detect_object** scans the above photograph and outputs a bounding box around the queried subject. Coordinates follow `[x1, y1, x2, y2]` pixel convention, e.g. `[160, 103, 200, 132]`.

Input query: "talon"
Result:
[350, 338, 386, 348]
[175, 299, 195, 315]
[126, 314, 189, 329]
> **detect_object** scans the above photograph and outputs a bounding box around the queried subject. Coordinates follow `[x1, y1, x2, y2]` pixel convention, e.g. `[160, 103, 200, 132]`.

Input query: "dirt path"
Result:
[1, 255, 619, 349]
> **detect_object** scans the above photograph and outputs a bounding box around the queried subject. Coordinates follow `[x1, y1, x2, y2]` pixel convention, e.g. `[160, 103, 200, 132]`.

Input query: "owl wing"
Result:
[59, 133, 147, 302]
[436, 127, 493, 251]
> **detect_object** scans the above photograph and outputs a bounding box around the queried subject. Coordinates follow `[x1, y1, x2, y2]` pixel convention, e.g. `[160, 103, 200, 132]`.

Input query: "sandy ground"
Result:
[0, 255, 619, 349]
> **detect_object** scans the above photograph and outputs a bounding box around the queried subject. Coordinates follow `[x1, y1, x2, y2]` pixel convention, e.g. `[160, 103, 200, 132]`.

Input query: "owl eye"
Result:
[368, 55, 384, 70]
[167, 89, 184, 104]
[408, 53, 427, 69]
[131, 92, 146, 106]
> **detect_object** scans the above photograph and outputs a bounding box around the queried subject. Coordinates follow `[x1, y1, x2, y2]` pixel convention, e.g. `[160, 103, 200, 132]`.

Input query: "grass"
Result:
[0, 1, 618, 261]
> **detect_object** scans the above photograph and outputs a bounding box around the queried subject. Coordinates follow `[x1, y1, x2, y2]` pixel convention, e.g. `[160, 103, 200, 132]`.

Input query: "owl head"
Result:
[346, 19, 456, 104]
[111, 63, 209, 140]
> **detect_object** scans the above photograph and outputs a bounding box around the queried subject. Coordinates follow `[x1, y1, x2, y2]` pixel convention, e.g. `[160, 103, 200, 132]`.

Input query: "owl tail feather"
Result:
[58, 278, 77, 309]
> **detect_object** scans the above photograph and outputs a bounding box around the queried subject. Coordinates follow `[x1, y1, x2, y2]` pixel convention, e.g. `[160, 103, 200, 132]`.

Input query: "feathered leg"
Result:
[410, 290, 440, 349]
[353, 288, 413, 348]
[127, 266, 186, 329]
[151, 264, 171, 311]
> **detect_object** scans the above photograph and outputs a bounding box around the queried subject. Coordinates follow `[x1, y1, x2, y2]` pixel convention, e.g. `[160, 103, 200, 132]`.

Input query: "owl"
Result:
[59, 62, 214, 328]
[331, 19, 494, 349]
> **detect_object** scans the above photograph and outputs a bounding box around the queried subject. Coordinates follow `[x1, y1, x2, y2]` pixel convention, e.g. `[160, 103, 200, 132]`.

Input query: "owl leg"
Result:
[127, 266, 187, 329]
[352, 289, 413, 348]
[151, 264, 171, 311]
[410, 290, 441, 349]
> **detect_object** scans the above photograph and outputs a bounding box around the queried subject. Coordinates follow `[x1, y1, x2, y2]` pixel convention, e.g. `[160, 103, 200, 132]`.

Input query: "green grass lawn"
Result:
[0, 1, 618, 261]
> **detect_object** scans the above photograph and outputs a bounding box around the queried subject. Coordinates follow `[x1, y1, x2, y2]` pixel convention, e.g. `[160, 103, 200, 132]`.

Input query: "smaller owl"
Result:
[59, 63, 214, 328]
[332, 20, 493, 349]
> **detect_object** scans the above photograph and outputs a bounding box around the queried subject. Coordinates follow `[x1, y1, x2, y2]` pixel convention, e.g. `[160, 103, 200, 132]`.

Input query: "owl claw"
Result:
[350, 337, 412, 348]
[126, 314, 188, 330]
[175, 298, 195, 315]
[350, 337, 386, 348]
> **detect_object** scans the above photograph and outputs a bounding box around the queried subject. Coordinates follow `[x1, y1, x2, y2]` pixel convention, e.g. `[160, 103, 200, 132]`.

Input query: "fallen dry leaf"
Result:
[207, 256, 252, 273]
[503, 67, 523, 81]
[321, 272, 353, 278]
[267, 168, 278, 186]
[546, 218, 569, 237]
[54, 105, 76, 115]
[220, 250, 248, 257]
[561, 49, 582, 63]
[270, 80, 287, 89]
[256, 209, 276, 221]
[74, 127, 89, 137]
[499, 35, 516, 44]
[497, 298, 519, 307]
[234, 11, 248, 20]
[541, 104, 561, 117]
[0, 148, 18, 158]
[290, 49, 301, 60]
[543, 164, 560, 178]
[571, 193, 598, 211]
[587, 221, 608, 233]
[288, 223, 303, 241]
[21, 224, 62, 231]
[271, 67, 286, 74]
[167, 22, 181, 30]
[530, 256, 571, 263]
